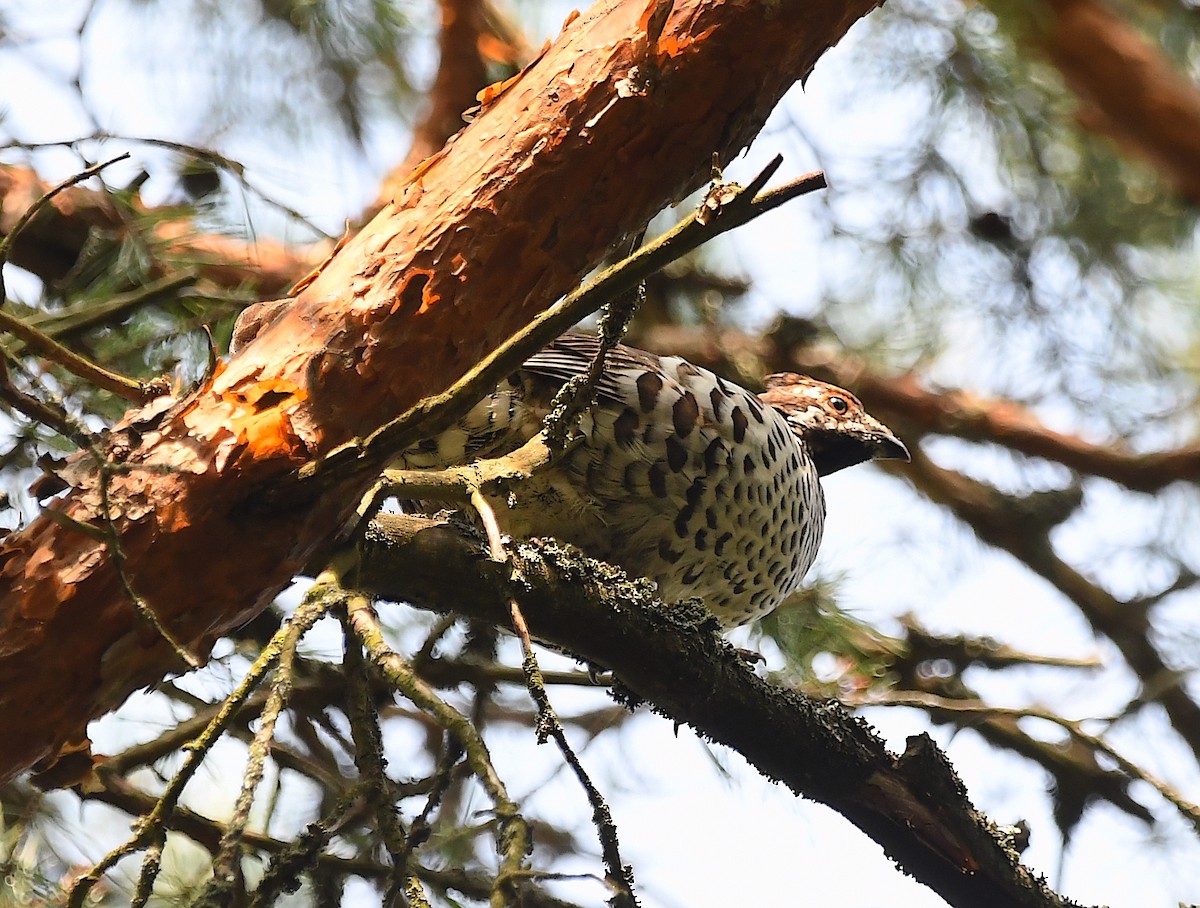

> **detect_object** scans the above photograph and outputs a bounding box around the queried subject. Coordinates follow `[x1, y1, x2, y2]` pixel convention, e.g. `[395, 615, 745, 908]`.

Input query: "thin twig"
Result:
[5, 350, 197, 667]
[92, 462, 204, 669]
[541, 229, 646, 449]
[69, 584, 334, 907]
[249, 784, 373, 906]
[470, 486, 508, 562]
[341, 612, 429, 905]
[0, 354, 96, 447]
[466, 491, 639, 908]
[87, 773, 528, 901]
[129, 839, 163, 908]
[19, 271, 198, 340]
[342, 591, 531, 908]
[195, 601, 313, 902]
[0, 305, 160, 402]
[379, 430, 558, 502]
[405, 733, 466, 858]
[5, 135, 333, 240]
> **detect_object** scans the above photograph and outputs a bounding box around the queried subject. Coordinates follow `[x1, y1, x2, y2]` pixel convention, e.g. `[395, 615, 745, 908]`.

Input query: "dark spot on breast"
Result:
[704, 437, 725, 472]
[614, 407, 639, 447]
[682, 564, 704, 584]
[731, 579, 747, 594]
[730, 407, 749, 443]
[637, 371, 664, 412]
[674, 499, 697, 538]
[681, 494, 697, 519]
[648, 462, 667, 497]
[666, 435, 688, 472]
[675, 361, 701, 381]
[623, 463, 640, 493]
[705, 506, 719, 529]
[709, 387, 727, 422]
[766, 435, 777, 462]
[673, 392, 700, 437]
[714, 532, 733, 555]
[744, 453, 756, 474]
[746, 394, 765, 423]
[686, 478, 706, 508]
[658, 540, 684, 564]
[694, 529, 708, 550]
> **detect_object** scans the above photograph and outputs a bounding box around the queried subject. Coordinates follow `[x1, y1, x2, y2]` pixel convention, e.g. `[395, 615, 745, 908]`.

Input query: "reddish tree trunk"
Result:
[0, 0, 880, 781]
[1038, 0, 1200, 203]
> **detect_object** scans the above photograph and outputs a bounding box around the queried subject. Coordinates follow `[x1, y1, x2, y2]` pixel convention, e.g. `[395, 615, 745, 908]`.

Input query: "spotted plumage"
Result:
[397, 333, 908, 627]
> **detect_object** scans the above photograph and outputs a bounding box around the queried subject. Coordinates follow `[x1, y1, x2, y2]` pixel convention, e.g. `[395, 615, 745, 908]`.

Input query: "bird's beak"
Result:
[807, 417, 910, 477]
[868, 429, 909, 463]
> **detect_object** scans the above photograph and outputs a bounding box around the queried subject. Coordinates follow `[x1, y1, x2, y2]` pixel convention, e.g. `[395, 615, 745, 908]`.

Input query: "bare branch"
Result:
[852, 691, 1200, 836]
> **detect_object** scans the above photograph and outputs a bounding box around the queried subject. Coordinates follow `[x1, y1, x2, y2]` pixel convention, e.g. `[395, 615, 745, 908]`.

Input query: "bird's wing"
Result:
[396, 333, 670, 469]
[521, 332, 665, 406]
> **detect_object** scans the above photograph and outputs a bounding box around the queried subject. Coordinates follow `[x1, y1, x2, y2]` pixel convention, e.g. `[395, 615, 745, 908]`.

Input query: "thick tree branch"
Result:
[345, 513, 1081, 908]
[0, 0, 882, 782]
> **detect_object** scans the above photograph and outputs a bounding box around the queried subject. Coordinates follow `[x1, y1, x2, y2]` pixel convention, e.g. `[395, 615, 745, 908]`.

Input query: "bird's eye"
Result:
[828, 396, 849, 413]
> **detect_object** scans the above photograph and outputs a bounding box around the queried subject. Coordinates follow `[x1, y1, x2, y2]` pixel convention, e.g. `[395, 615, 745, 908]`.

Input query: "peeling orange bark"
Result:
[0, 0, 882, 782]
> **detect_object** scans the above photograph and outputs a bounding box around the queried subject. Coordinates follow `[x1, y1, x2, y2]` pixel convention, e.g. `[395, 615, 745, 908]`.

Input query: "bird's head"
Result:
[758, 373, 909, 476]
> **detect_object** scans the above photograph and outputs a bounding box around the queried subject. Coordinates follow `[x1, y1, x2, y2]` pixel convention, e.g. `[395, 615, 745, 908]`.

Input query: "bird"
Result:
[396, 332, 908, 627]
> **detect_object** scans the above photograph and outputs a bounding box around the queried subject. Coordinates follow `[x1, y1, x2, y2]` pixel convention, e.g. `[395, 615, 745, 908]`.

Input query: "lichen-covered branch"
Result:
[346, 512, 1084, 908]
